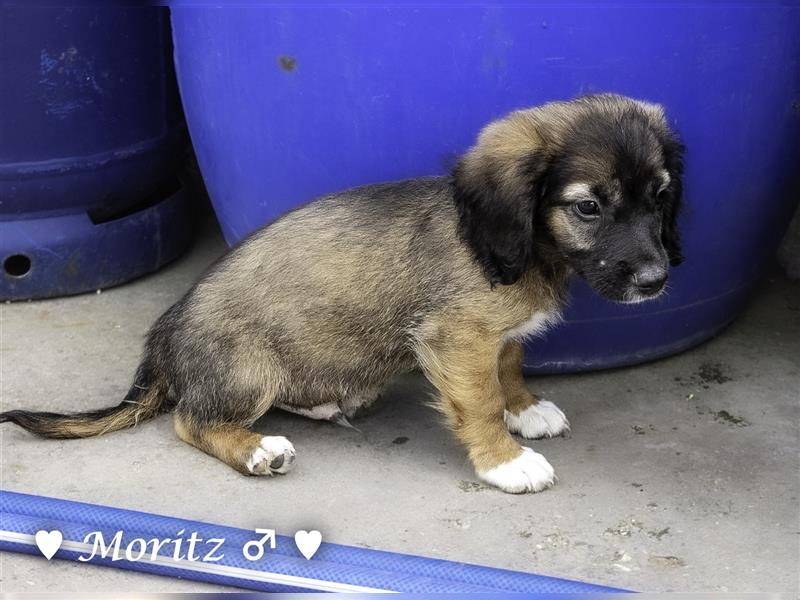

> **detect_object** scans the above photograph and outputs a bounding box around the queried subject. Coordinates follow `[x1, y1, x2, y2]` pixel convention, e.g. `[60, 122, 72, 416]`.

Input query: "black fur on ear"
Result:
[451, 151, 549, 286]
[659, 132, 686, 266]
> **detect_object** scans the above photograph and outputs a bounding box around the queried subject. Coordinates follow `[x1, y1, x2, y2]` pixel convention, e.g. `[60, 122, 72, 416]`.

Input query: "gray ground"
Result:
[1, 219, 798, 594]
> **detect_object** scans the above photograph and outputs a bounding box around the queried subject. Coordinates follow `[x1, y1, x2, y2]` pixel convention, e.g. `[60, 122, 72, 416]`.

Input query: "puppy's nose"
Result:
[633, 265, 667, 294]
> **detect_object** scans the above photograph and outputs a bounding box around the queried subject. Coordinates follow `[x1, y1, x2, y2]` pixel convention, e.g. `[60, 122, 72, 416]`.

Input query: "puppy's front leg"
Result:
[417, 330, 556, 493]
[499, 340, 570, 439]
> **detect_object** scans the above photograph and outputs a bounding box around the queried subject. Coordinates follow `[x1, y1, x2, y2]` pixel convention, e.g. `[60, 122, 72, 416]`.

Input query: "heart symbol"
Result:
[293, 530, 322, 560]
[34, 530, 63, 560]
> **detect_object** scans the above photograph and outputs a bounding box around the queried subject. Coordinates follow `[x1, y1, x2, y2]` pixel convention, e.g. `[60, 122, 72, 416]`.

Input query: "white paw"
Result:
[246, 436, 296, 476]
[505, 400, 570, 439]
[477, 447, 556, 493]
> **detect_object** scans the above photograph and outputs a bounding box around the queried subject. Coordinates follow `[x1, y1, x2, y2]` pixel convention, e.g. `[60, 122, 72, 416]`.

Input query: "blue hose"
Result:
[0, 490, 626, 593]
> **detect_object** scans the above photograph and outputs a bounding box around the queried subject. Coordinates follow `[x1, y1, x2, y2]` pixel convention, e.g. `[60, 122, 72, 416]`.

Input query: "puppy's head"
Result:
[453, 94, 685, 303]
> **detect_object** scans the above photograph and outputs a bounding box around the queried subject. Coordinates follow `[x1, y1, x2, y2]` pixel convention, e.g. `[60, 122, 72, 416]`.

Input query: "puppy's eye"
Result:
[575, 199, 600, 218]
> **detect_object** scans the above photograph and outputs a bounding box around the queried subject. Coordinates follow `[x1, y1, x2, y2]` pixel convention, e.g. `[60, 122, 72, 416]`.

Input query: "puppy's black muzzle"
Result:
[632, 264, 668, 296]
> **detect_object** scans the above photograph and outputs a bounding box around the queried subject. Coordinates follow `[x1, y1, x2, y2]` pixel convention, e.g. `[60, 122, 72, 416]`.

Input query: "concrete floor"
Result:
[1, 219, 798, 594]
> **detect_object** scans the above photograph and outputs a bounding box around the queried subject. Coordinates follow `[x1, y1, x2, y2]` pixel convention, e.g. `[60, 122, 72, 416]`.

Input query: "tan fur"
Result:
[414, 322, 521, 471]
[174, 415, 265, 476]
[412, 265, 567, 471]
[549, 209, 595, 251]
[498, 341, 540, 416]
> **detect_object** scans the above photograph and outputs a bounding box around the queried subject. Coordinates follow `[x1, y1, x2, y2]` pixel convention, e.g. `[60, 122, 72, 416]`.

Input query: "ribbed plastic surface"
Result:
[0, 490, 624, 593]
[0, 7, 191, 300]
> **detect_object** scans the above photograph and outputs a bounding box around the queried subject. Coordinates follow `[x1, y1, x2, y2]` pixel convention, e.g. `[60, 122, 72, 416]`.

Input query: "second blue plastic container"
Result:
[0, 7, 192, 300]
[170, 3, 800, 372]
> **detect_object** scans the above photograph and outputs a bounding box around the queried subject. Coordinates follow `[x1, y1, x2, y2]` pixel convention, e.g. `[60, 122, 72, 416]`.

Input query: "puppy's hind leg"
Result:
[172, 364, 296, 476]
[174, 412, 296, 476]
[499, 340, 570, 440]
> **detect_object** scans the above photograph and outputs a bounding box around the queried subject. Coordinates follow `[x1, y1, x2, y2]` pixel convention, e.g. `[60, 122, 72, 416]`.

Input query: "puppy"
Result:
[1, 94, 684, 493]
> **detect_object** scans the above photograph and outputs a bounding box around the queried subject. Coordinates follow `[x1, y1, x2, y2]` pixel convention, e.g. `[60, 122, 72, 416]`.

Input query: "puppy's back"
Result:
[220, 176, 464, 301]
[174, 177, 477, 386]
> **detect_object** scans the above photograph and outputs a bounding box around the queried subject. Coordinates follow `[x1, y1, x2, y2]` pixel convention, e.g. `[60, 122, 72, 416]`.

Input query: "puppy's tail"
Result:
[0, 362, 168, 439]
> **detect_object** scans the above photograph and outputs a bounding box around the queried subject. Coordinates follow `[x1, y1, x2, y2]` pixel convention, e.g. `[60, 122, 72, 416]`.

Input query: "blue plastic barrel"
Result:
[170, 3, 800, 372]
[0, 7, 193, 300]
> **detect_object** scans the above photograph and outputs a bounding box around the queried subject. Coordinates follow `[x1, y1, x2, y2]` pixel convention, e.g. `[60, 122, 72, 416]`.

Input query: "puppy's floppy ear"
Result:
[659, 132, 686, 266]
[452, 118, 550, 286]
